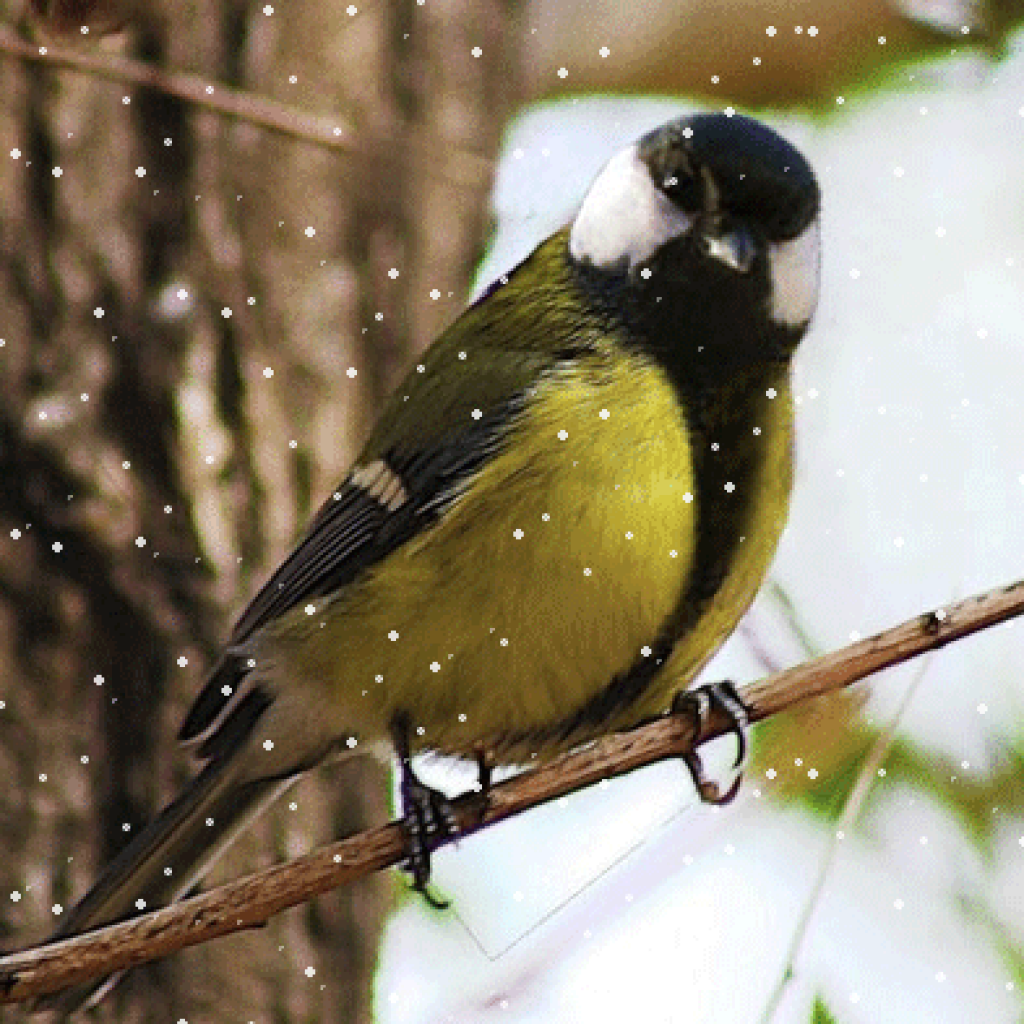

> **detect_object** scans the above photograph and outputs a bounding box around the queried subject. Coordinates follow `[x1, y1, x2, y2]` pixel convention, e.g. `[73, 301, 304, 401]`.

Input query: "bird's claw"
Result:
[671, 681, 750, 806]
[398, 764, 459, 907]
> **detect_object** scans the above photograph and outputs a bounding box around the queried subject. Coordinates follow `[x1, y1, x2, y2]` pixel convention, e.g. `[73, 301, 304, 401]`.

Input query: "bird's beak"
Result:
[698, 218, 757, 274]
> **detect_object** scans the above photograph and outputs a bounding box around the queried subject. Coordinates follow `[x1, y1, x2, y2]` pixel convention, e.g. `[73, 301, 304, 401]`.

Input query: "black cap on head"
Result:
[638, 113, 820, 242]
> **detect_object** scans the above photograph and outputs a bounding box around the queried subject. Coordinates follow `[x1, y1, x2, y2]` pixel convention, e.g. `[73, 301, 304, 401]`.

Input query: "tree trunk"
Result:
[0, 1, 519, 1020]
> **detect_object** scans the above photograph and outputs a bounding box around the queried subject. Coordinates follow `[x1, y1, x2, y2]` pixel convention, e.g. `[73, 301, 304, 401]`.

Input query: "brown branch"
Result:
[0, 24, 491, 187]
[2, 577, 1023, 1005]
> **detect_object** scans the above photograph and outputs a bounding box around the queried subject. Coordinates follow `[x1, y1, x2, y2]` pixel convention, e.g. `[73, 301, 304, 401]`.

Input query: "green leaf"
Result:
[810, 995, 840, 1024]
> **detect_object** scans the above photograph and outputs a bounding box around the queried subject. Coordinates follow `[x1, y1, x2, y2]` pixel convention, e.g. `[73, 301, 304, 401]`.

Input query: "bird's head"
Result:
[569, 112, 821, 365]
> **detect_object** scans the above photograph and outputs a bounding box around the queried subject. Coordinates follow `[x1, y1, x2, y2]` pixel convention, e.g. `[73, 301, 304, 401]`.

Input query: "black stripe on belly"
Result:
[508, 362, 786, 752]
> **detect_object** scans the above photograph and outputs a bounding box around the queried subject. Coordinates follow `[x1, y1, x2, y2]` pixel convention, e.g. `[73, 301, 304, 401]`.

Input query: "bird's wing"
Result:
[178, 338, 561, 746]
[226, 397, 520, 645]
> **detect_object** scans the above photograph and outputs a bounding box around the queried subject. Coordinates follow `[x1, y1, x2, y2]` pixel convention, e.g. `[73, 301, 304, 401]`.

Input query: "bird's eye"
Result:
[660, 169, 701, 212]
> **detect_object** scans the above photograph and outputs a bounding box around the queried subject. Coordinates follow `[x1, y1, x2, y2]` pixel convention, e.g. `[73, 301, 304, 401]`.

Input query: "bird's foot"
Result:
[398, 764, 459, 908]
[670, 681, 750, 805]
[391, 712, 459, 908]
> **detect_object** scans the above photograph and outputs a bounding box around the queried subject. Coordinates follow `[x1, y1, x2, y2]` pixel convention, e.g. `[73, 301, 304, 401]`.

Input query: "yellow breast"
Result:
[270, 350, 793, 764]
[274, 351, 691, 755]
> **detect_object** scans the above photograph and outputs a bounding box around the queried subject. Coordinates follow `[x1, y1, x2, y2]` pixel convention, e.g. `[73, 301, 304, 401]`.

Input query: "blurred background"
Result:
[1, 0, 1023, 1021]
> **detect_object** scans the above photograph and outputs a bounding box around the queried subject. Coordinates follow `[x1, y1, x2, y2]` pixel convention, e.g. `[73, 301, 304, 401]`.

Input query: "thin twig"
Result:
[1, 578, 1023, 1005]
[757, 649, 935, 1023]
[0, 24, 491, 187]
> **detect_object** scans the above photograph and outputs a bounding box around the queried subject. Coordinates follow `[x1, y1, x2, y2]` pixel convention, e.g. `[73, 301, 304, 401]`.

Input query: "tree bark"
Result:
[0, 1, 519, 1020]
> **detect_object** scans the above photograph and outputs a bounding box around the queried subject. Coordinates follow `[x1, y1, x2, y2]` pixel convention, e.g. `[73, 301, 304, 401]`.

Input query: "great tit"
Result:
[38, 111, 820, 1013]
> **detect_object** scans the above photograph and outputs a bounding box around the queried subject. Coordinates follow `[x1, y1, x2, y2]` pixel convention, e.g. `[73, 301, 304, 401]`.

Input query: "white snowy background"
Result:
[375, 30, 1024, 1024]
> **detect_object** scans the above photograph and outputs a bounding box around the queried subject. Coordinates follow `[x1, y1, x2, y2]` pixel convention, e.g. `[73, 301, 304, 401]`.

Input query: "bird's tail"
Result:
[32, 753, 296, 1014]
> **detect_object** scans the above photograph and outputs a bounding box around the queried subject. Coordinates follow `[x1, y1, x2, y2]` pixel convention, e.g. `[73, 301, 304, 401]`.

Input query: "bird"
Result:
[36, 110, 820, 1013]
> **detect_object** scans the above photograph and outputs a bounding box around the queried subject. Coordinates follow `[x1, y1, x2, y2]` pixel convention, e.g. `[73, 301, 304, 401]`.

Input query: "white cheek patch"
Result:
[569, 145, 693, 272]
[767, 218, 821, 328]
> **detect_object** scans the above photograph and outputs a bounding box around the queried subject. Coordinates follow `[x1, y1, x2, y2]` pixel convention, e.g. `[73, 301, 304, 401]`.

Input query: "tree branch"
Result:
[0, 24, 491, 187]
[2, 577, 1023, 1005]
